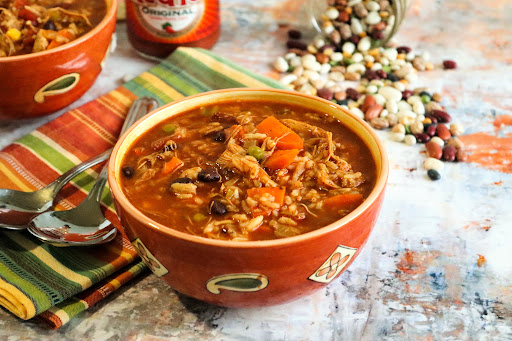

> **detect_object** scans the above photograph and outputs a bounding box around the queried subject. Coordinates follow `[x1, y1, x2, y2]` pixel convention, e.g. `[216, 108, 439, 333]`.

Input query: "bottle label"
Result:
[131, 0, 204, 38]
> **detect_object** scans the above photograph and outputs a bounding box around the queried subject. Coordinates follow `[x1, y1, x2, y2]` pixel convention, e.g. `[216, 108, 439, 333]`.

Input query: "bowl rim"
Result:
[0, 0, 117, 62]
[108, 88, 389, 249]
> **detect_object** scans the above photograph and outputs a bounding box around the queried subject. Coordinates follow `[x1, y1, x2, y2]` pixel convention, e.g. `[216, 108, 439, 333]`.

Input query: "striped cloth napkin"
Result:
[0, 47, 283, 329]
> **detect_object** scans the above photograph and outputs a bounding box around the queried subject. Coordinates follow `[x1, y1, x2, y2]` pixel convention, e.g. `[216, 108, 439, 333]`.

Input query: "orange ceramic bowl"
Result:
[108, 89, 389, 307]
[0, 0, 117, 120]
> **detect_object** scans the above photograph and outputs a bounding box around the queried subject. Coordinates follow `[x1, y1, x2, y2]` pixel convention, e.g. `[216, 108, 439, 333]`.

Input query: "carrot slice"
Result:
[264, 149, 299, 170]
[161, 156, 183, 176]
[256, 116, 303, 150]
[246, 187, 286, 217]
[323, 193, 364, 210]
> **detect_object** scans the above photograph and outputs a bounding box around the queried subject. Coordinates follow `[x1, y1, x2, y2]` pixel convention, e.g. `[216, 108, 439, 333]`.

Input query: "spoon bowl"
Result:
[25, 97, 159, 246]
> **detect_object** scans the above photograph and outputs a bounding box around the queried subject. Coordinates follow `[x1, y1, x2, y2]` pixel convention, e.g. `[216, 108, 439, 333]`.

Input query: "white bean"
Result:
[274, 57, 288, 72]
[342, 42, 356, 54]
[373, 94, 387, 106]
[397, 100, 412, 112]
[350, 107, 365, 120]
[351, 18, 363, 35]
[392, 81, 405, 92]
[404, 134, 416, 145]
[390, 132, 406, 142]
[319, 63, 331, 74]
[379, 109, 389, 118]
[347, 63, 366, 74]
[407, 95, 422, 105]
[430, 136, 445, 147]
[378, 86, 402, 103]
[386, 100, 398, 114]
[366, 85, 378, 94]
[352, 52, 364, 63]
[329, 71, 345, 82]
[289, 56, 302, 67]
[280, 74, 298, 85]
[303, 70, 320, 82]
[365, 1, 380, 11]
[284, 52, 296, 60]
[424, 158, 444, 171]
[358, 36, 372, 52]
[325, 7, 340, 20]
[383, 48, 398, 61]
[363, 54, 375, 63]
[371, 62, 382, 71]
[330, 52, 343, 62]
[412, 101, 425, 115]
[450, 123, 464, 136]
[366, 11, 381, 25]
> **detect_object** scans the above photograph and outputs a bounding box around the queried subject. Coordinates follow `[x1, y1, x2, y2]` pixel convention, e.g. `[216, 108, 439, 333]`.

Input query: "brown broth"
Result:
[120, 100, 377, 241]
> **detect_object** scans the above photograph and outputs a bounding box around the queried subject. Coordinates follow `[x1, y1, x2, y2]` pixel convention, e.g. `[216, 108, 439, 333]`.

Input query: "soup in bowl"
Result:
[0, 0, 116, 119]
[108, 89, 389, 307]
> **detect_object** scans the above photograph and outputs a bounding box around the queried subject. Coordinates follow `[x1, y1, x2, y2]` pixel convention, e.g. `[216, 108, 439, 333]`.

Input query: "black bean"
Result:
[212, 130, 226, 142]
[43, 20, 56, 31]
[419, 91, 432, 99]
[171, 177, 193, 185]
[288, 29, 302, 40]
[427, 169, 441, 181]
[198, 168, 221, 183]
[121, 165, 134, 178]
[386, 73, 399, 82]
[397, 46, 412, 54]
[337, 99, 349, 106]
[211, 112, 238, 124]
[209, 200, 228, 215]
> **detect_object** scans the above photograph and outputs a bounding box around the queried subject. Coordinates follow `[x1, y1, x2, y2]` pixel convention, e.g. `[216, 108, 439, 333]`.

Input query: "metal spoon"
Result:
[0, 149, 111, 230]
[26, 97, 159, 247]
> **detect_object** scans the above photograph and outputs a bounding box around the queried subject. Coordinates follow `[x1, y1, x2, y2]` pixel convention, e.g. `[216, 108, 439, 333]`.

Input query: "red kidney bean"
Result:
[431, 109, 452, 123]
[414, 133, 431, 143]
[286, 40, 307, 50]
[349, 35, 361, 44]
[425, 114, 438, 124]
[443, 60, 457, 69]
[346, 88, 361, 101]
[317, 88, 334, 101]
[442, 145, 456, 161]
[425, 124, 437, 137]
[288, 29, 302, 39]
[376, 69, 387, 79]
[426, 141, 442, 159]
[371, 30, 384, 40]
[365, 104, 383, 121]
[338, 11, 350, 22]
[316, 53, 330, 64]
[436, 124, 451, 140]
[364, 69, 380, 80]
[402, 90, 413, 100]
[361, 95, 376, 112]
[397, 46, 412, 54]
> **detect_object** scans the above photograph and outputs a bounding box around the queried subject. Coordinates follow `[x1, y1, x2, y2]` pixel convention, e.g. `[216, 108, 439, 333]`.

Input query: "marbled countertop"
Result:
[1, 0, 511, 340]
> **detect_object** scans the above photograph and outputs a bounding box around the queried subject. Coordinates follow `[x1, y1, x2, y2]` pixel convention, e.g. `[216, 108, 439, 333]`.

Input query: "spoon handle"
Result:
[67, 97, 159, 207]
[45, 97, 159, 196]
[45, 149, 112, 194]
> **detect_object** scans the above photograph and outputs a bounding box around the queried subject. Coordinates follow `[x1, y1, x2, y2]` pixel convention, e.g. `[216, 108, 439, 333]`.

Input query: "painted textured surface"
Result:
[1, 0, 511, 339]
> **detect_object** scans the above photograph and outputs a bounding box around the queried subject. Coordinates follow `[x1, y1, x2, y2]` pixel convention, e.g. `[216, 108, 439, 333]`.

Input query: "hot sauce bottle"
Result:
[125, 0, 220, 59]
